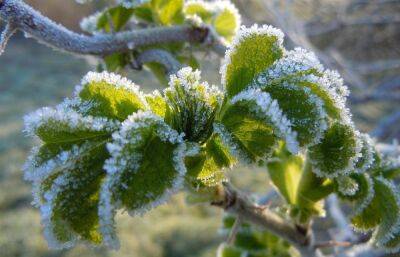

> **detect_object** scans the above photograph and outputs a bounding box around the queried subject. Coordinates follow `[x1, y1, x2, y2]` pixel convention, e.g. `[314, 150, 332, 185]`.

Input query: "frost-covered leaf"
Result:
[152, 0, 184, 25]
[164, 67, 222, 143]
[335, 176, 359, 196]
[308, 122, 361, 178]
[184, 1, 241, 44]
[99, 111, 186, 247]
[354, 133, 375, 173]
[212, 3, 241, 43]
[351, 177, 400, 240]
[23, 103, 117, 248]
[260, 82, 328, 147]
[38, 140, 109, 249]
[218, 88, 298, 163]
[75, 71, 147, 121]
[338, 173, 375, 218]
[185, 134, 236, 187]
[221, 25, 284, 98]
[372, 177, 400, 244]
[23, 105, 116, 185]
[145, 90, 167, 117]
[253, 48, 350, 123]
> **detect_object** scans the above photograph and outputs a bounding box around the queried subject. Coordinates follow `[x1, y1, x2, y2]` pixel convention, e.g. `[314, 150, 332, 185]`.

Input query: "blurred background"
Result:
[0, 0, 399, 256]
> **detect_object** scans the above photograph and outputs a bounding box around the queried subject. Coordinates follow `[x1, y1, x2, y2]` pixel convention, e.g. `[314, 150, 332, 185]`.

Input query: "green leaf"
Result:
[267, 144, 303, 205]
[354, 133, 375, 173]
[338, 173, 374, 205]
[145, 90, 167, 117]
[221, 25, 284, 98]
[308, 122, 360, 178]
[372, 177, 400, 244]
[97, 6, 134, 32]
[132, 3, 154, 22]
[152, 0, 184, 25]
[218, 88, 298, 162]
[261, 83, 328, 147]
[77, 72, 147, 121]
[104, 53, 131, 72]
[183, 1, 240, 43]
[23, 106, 115, 185]
[212, 4, 240, 43]
[351, 177, 400, 239]
[49, 142, 108, 244]
[253, 49, 348, 122]
[217, 244, 243, 257]
[292, 160, 334, 223]
[99, 112, 186, 245]
[38, 139, 109, 248]
[185, 134, 236, 188]
[184, 1, 213, 22]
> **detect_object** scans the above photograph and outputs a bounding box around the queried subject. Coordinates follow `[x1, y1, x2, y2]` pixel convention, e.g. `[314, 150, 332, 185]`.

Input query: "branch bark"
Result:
[212, 182, 321, 257]
[0, 0, 210, 56]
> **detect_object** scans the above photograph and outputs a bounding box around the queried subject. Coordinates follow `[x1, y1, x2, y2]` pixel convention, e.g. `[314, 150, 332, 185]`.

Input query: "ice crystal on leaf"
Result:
[22, 23, 400, 254]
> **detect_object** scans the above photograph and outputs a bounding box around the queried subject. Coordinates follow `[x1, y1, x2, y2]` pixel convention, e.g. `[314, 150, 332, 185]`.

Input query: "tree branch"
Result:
[135, 48, 182, 75]
[0, 0, 210, 56]
[212, 182, 320, 257]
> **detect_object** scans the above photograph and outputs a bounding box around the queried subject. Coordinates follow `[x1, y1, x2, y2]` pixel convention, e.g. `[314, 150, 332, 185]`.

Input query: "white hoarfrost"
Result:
[117, 0, 150, 8]
[231, 88, 299, 154]
[75, 71, 148, 108]
[351, 174, 375, 218]
[220, 24, 284, 88]
[23, 104, 118, 137]
[99, 111, 187, 248]
[255, 47, 323, 84]
[356, 133, 376, 174]
[337, 176, 359, 196]
[40, 173, 77, 249]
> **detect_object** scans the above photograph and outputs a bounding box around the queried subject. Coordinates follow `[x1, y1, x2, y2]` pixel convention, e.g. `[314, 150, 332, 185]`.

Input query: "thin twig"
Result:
[0, 22, 16, 55]
[226, 216, 242, 244]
